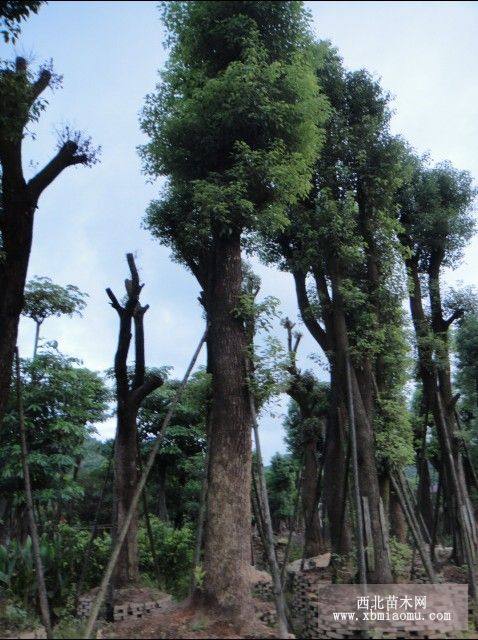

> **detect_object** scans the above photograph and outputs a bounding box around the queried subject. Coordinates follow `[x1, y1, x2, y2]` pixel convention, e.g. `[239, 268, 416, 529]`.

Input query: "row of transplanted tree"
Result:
[1, 0, 478, 632]
[138, 0, 478, 620]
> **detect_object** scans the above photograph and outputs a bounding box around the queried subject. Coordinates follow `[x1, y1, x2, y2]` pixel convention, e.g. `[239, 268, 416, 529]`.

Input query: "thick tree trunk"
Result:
[202, 231, 253, 624]
[0, 193, 33, 429]
[113, 407, 140, 585]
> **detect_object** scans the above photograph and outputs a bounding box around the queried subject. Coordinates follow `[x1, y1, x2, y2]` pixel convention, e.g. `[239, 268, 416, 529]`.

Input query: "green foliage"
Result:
[138, 516, 194, 599]
[22, 276, 88, 327]
[0, 1, 44, 43]
[455, 312, 478, 468]
[0, 348, 109, 508]
[266, 453, 299, 527]
[284, 385, 328, 460]
[0, 525, 110, 610]
[0, 600, 39, 634]
[399, 158, 476, 271]
[389, 536, 412, 580]
[138, 370, 209, 525]
[140, 1, 326, 279]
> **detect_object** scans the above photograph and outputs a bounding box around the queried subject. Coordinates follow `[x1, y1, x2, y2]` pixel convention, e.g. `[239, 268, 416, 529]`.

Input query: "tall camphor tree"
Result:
[397, 157, 477, 565]
[140, 1, 325, 620]
[262, 44, 413, 581]
[0, 55, 98, 429]
[22, 276, 87, 357]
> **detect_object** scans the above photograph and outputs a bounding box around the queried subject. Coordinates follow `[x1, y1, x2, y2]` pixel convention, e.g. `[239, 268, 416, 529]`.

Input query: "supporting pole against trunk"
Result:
[15, 348, 53, 639]
[389, 472, 437, 584]
[248, 373, 289, 639]
[252, 466, 268, 559]
[345, 355, 367, 587]
[83, 327, 208, 639]
[399, 471, 431, 544]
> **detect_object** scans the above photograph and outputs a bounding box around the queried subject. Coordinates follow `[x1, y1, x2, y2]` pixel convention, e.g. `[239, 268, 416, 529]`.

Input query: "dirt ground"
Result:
[98, 597, 279, 639]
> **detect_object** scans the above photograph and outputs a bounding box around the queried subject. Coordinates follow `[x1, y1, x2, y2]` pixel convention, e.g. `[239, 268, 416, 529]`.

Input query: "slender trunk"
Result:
[15, 348, 53, 639]
[33, 321, 41, 359]
[201, 232, 253, 623]
[83, 329, 206, 640]
[107, 254, 162, 588]
[302, 436, 324, 557]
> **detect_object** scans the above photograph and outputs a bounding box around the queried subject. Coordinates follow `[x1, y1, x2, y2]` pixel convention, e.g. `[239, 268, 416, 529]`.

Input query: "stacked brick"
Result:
[76, 595, 172, 622]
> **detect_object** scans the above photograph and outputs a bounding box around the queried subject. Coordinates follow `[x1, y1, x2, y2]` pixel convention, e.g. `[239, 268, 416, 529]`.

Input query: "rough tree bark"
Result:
[0, 57, 92, 428]
[201, 231, 253, 623]
[106, 253, 163, 587]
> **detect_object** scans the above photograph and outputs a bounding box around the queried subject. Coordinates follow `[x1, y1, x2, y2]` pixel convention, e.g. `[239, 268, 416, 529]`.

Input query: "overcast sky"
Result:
[3, 1, 477, 461]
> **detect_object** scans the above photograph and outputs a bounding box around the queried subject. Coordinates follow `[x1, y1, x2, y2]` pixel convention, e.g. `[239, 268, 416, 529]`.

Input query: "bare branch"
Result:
[445, 308, 464, 328]
[292, 331, 302, 355]
[30, 68, 51, 103]
[106, 288, 123, 314]
[27, 141, 86, 200]
[131, 374, 164, 407]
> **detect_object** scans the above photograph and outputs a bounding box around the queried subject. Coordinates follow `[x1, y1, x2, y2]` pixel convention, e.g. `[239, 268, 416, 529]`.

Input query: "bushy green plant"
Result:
[0, 600, 38, 632]
[0, 524, 111, 611]
[138, 516, 194, 598]
[389, 536, 412, 580]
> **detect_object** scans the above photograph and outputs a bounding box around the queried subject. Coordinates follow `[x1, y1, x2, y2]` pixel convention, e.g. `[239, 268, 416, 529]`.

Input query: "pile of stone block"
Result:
[76, 594, 172, 622]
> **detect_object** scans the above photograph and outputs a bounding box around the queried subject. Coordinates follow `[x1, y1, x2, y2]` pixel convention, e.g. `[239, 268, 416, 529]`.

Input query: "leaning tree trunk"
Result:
[201, 231, 253, 624]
